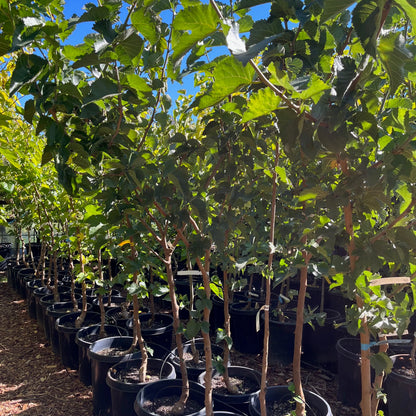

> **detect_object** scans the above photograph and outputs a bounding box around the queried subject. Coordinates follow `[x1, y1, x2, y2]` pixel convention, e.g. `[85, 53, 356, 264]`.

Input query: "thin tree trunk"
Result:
[371, 334, 388, 415]
[260, 144, 279, 416]
[165, 245, 189, 415]
[196, 255, 213, 416]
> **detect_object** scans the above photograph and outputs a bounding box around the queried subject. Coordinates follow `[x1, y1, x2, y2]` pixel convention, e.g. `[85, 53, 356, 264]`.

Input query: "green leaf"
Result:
[352, 0, 384, 58]
[196, 56, 255, 109]
[131, 8, 160, 44]
[242, 87, 281, 122]
[320, 0, 356, 23]
[9, 53, 48, 96]
[171, 5, 218, 62]
[83, 77, 119, 104]
[317, 123, 351, 153]
[370, 352, 393, 376]
[379, 32, 413, 94]
[185, 319, 200, 339]
[395, 0, 416, 36]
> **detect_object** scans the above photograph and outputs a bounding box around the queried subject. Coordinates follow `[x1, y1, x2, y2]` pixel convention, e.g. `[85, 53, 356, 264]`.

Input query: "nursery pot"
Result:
[16, 267, 35, 297]
[335, 337, 375, 407]
[34, 286, 52, 330]
[39, 290, 73, 341]
[106, 358, 176, 416]
[46, 299, 84, 355]
[384, 354, 416, 416]
[249, 385, 333, 416]
[170, 339, 225, 381]
[55, 311, 101, 369]
[75, 324, 129, 386]
[134, 378, 206, 416]
[26, 278, 42, 319]
[302, 308, 343, 372]
[88, 336, 141, 416]
[210, 295, 225, 336]
[230, 301, 263, 354]
[126, 313, 174, 348]
[261, 311, 296, 365]
[199, 365, 261, 414]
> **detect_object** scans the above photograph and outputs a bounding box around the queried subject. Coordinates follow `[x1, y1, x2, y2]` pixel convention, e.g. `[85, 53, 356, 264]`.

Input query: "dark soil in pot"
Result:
[249, 385, 333, 416]
[126, 312, 173, 348]
[106, 304, 149, 329]
[106, 358, 176, 416]
[170, 339, 225, 381]
[92, 295, 126, 313]
[76, 324, 129, 386]
[198, 365, 261, 414]
[88, 336, 141, 416]
[55, 311, 101, 369]
[384, 354, 416, 416]
[134, 378, 206, 416]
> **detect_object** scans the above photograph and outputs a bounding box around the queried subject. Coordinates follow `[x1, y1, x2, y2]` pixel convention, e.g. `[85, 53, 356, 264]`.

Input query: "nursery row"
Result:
[6, 256, 416, 416]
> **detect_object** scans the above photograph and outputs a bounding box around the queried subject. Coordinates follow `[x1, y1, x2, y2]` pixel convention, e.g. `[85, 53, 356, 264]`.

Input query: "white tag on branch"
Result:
[225, 20, 246, 55]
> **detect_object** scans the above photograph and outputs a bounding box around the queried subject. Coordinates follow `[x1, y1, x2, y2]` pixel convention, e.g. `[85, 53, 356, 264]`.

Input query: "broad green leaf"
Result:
[171, 5, 218, 62]
[379, 32, 413, 94]
[385, 98, 413, 109]
[241, 87, 281, 122]
[9, 53, 48, 96]
[196, 56, 255, 109]
[370, 352, 393, 376]
[235, 0, 270, 10]
[293, 74, 330, 103]
[352, 0, 384, 58]
[320, 0, 356, 23]
[126, 73, 152, 97]
[131, 8, 160, 44]
[396, 182, 413, 215]
[78, 6, 110, 23]
[83, 77, 119, 104]
[395, 0, 416, 36]
[0, 145, 21, 169]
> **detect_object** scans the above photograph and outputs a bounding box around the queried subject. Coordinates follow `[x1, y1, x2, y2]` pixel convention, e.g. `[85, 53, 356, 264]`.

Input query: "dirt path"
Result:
[0, 279, 92, 416]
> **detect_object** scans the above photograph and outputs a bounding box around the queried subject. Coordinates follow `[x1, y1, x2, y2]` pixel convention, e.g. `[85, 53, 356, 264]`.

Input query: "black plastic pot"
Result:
[34, 286, 53, 330]
[134, 379, 206, 416]
[170, 340, 225, 381]
[261, 311, 296, 364]
[46, 299, 83, 355]
[126, 313, 174, 348]
[302, 308, 343, 372]
[249, 385, 333, 416]
[38, 289, 73, 341]
[106, 358, 176, 416]
[26, 278, 42, 319]
[384, 354, 416, 416]
[16, 267, 35, 297]
[230, 301, 263, 354]
[199, 366, 261, 415]
[88, 336, 141, 416]
[336, 337, 375, 408]
[55, 311, 101, 369]
[210, 295, 225, 335]
[75, 324, 129, 386]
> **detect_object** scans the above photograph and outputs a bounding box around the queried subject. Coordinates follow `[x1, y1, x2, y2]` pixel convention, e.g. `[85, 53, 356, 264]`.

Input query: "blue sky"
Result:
[62, 1, 271, 104]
